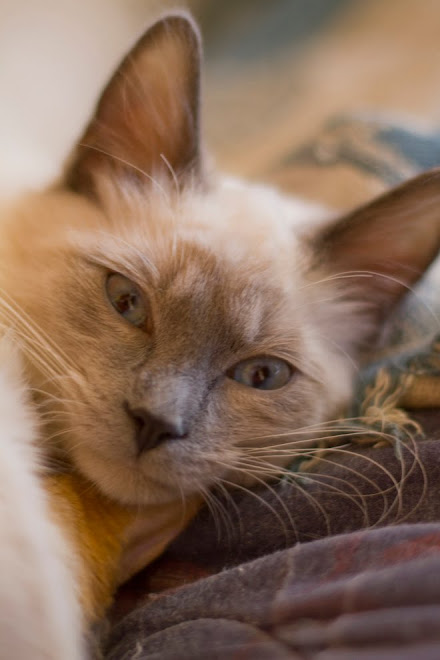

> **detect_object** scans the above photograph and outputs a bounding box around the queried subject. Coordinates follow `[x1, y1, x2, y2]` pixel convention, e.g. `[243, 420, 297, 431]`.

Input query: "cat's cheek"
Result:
[66, 440, 177, 505]
[217, 377, 338, 482]
[64, 369, 343, 504]
[64, 413, 219, 504]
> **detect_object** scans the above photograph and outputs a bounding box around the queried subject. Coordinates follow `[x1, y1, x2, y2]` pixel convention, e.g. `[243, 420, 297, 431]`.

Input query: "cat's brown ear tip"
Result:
[64, 9, 203, 199]
[161, 10, 202, 37]
[147, 10, 202, 53]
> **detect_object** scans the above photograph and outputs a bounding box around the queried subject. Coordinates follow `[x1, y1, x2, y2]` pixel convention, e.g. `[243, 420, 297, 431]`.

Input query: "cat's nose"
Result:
[125, 404, 188, 454]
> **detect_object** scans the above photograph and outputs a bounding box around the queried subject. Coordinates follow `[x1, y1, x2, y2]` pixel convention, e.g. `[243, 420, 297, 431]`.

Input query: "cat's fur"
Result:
[0, 339, 83, 658]
[1, 10, 440, 659]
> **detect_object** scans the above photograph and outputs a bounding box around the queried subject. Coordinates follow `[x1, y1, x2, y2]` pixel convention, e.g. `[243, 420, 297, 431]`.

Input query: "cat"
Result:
[1, 9, 440, 659]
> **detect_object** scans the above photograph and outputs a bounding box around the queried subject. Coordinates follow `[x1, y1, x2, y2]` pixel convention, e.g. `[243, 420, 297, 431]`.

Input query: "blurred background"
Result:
[1, 0, 440, 200]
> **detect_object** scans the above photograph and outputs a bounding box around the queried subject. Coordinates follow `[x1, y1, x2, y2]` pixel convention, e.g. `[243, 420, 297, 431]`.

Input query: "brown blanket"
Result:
[109, 532, 440, 658]
[105, 423, 440, 659]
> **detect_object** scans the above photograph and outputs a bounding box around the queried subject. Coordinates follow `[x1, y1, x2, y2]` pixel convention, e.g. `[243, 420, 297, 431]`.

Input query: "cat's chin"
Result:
[69, 437, 300, 507]
[70, 448, 183, 506]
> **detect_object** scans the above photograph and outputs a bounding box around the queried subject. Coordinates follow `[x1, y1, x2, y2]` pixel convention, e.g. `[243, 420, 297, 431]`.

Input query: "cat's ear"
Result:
[312, 168, 440, 342]
[65, 12, 202, 197]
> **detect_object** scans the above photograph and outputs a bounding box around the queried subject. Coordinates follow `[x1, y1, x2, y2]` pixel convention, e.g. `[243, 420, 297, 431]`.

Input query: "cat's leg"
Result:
[0, 339, 83, 660]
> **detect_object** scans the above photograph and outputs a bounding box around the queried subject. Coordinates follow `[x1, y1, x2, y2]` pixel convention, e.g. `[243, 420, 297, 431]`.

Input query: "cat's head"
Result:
[3, 13, 440, 505]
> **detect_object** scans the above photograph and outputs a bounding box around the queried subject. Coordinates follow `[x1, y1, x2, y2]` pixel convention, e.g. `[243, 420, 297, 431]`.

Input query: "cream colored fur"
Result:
[1, 10, 440, 660]
[0, 338, 82, 659]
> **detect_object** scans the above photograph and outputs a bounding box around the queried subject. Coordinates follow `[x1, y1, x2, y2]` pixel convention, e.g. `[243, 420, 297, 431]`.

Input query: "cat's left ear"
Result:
[65, 12, 202, 197]
[311, 168, 440, 345]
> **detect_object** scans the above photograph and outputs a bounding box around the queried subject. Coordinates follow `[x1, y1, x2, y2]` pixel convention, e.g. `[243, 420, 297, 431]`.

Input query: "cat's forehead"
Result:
[101, 174, 323, 268]
[177, 177, 315, 263]
[155, 239, 267, 352]
[81, 176, 320, 354]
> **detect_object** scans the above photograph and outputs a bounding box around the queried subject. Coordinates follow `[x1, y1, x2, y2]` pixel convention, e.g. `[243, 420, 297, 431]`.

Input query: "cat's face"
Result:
[1, 176, 352, 504]
[2, 13, 440, 505]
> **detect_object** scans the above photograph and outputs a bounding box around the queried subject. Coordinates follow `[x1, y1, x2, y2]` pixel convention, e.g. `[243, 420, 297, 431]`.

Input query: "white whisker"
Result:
[79, 143, 169, 201]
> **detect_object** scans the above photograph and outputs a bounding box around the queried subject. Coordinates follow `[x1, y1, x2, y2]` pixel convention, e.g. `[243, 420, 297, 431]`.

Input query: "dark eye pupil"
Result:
[252, 366, 271, 387]
[115, 292, 137, 314]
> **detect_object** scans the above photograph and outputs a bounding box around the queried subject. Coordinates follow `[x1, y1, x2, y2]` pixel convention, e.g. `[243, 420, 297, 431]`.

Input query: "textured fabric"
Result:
[108, 523, 440, 659]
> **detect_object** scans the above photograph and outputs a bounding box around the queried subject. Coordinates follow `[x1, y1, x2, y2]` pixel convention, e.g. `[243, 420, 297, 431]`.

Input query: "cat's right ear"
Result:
[310, 168, 440, 349]
[64, 12, 202, 198]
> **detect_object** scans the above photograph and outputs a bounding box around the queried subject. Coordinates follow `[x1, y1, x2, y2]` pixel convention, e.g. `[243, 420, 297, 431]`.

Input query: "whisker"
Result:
[301, 269, 440, 330]
[297, 470, 373, 525]
[79, 143, 169, 201]
[244, 429, 370, 451]
[216, 464, 297, 541]
[0, 289, 81, 373]
[213, 480, 244, 542]
[233, 453, 333, 535]
[221, 475, 298, 543]
[245, 417, 372, 442]
[160, 153, 180, 196]
[200, 484, 234, 543]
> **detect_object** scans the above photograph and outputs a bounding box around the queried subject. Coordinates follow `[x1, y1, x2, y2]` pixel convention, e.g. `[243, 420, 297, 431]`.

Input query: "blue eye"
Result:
[106, 273, 148, 328]
[228, 356, 292, 390]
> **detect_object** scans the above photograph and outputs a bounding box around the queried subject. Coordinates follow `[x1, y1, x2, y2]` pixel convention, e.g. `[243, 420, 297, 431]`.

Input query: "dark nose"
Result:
[125, 405, 188, 454]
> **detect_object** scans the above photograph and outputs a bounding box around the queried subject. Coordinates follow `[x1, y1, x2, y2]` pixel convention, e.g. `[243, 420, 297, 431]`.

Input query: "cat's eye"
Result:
[227, 356, 292, 390]
[106, 273, 148, 328]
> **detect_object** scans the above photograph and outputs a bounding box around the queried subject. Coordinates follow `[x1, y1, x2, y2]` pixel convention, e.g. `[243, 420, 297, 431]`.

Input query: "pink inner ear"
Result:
[317, 168, 440, 308]
[66, 13, 202, 195]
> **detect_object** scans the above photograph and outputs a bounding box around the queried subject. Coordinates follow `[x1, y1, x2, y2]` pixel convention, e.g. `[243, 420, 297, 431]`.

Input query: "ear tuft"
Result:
[65, 12, 202, 198]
